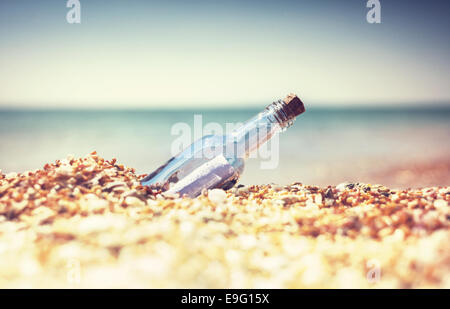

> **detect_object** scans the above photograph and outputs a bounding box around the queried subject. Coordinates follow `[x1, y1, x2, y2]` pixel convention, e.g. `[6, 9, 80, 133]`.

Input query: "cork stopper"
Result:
[283, 93, 305, 118]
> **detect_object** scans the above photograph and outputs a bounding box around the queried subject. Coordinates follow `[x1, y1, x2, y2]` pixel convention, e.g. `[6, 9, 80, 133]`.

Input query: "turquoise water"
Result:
[1, 107, 449, 186]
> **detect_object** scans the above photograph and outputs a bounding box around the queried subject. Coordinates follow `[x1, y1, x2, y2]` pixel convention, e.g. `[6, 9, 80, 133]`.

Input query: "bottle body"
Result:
[141, 134, 246, 197]
[141, 95, 305, 197]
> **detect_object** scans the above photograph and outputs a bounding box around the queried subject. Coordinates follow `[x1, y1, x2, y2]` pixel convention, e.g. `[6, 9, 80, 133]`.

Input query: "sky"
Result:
[0, 0, 449, 108]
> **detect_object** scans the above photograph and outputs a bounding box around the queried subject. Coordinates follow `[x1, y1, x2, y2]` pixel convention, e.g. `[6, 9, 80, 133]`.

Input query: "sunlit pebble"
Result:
[6, 172, 17, 179]
[314, 194, 323, 205]
[305, 199, 319, 210]
[225, 249, 241, 264]
[81, 194, 110, 212]
[19, 256, 41, 277]
[179, 221, 195, 235]
[437, 188, 448, 195]
[272, 185, 284, 192]
[208, 189, 227, 204]
[239, 234, 257, 249]
[125, 196, 145, 207]
[336, 268, 363, 289]
[408, 200, 419, 208]
[335, 182, 349, 192]
[434, 199, 448, 209]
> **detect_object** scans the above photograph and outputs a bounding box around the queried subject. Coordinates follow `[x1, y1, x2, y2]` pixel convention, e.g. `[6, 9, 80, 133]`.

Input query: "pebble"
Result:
[434, 199, 448, 209]
[208, 189, 227, 204]
[336, 182, 352, 192]
[125, 196, 146, 207]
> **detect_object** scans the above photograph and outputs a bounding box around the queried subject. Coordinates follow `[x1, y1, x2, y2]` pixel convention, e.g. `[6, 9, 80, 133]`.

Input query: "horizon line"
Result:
[1, 102, 450, 112]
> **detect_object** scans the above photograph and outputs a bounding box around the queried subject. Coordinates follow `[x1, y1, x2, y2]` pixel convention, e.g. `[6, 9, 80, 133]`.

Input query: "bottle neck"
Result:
[265, 99, 297, 130]
[230, 100, 296, 158]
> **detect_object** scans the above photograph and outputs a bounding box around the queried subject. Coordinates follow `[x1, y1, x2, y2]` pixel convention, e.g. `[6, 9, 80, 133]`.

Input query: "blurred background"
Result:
[1, 0, 449, 188]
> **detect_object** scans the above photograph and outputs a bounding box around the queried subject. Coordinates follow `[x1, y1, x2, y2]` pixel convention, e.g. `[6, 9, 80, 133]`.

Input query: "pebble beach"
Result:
[0, 152, 449, 288]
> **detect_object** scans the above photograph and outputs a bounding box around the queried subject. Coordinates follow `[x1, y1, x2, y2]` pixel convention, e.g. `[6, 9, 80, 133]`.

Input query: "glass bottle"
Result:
[141, 94, 305, 197]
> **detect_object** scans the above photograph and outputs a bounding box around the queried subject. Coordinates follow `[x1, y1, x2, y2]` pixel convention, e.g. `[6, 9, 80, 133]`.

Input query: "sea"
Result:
[1, 106, 449, 188]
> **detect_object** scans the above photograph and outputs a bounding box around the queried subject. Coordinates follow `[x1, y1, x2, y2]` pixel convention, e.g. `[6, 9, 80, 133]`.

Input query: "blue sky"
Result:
[0, 0, 449, 108]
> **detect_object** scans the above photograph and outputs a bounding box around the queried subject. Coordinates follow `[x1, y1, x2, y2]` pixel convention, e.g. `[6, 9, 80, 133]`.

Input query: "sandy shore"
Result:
[0, 152, 449, 288]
